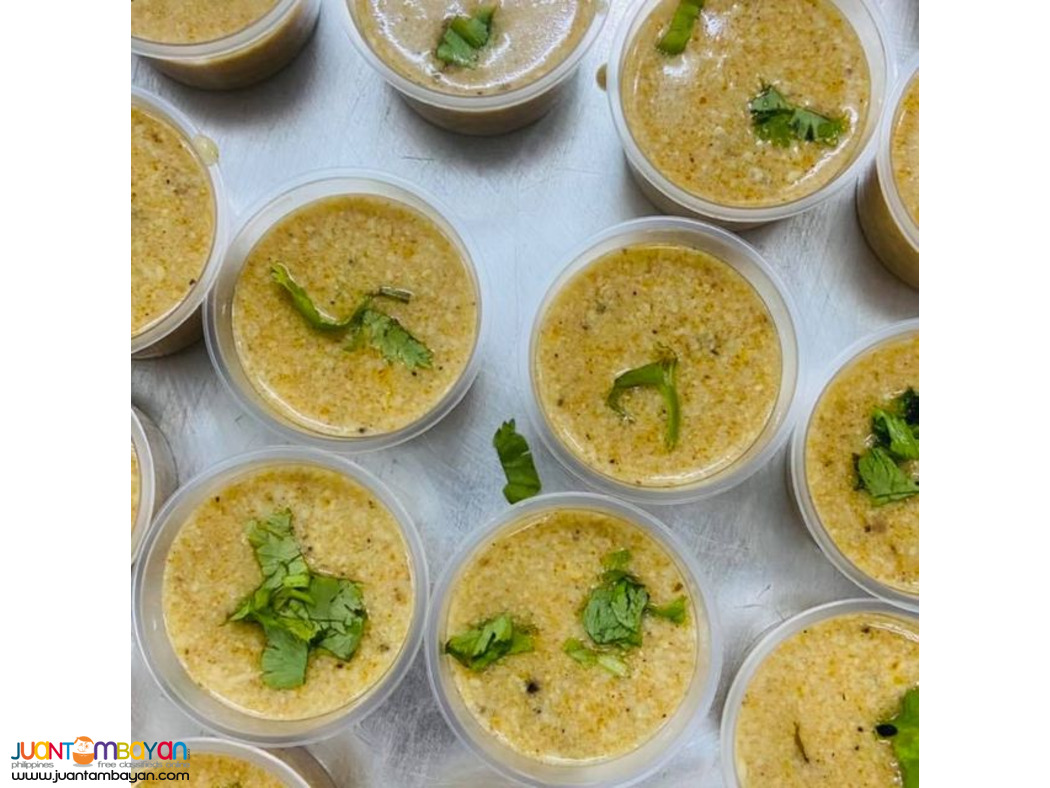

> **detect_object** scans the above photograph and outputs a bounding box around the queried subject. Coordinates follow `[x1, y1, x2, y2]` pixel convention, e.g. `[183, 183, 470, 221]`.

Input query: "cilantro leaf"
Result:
[855, 447, 919, 505]
[346, 307, 433, 370]
[606, 348, 681, 450]
[436, 5, 496, 68]
[271, 264, 356, 331]
[656, 1, 703, 55]
[445, 614, 534, 671]
[603, 549, 632, 572]
[493, 420, 542, 504]
[260, 625, 309, 690]
[562, 638, 628, 677]
[898, 388, 919, 427]
[749, 84, 846, 147]
[647, 596, 688, 624]
[877, 687, 918, 788]
[872, 409, 919, 461]
[583, 575, 649, 647]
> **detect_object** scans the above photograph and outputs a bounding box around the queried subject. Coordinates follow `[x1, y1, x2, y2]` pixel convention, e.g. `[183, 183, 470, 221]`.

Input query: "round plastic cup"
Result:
[606, 0, 894, 229]
[335, 0, 609, 135]
[205, 168, 489, 453]
[524, 217, 802, 505]
[132, 446, 429, 746]
[857, 57, 919, 288]
[131, 0, 321, 90]
[720, 598, 918, 788]
[131, 406, 177, 564]
[426, 492, 723, 787]
[132, 737, 335, 786]
[789, 319, 919, 611]
[132, 87, 230, 359]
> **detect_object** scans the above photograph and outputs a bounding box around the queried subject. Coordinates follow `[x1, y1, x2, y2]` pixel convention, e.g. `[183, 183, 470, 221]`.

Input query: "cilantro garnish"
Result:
[271, 264, 433, 370]
[493, 419, 542, 504]
[876, 686, 918, 788]
[855, 388, 919, 505]
[445, 613, 534, 671]
[436, 4, 497, 68]
[606, 348, 681, 450]
[562, 638, 628, 677]
[656, 1, 703, 55]
[228, 510, 367, 690]
[749, 84, 847, 147]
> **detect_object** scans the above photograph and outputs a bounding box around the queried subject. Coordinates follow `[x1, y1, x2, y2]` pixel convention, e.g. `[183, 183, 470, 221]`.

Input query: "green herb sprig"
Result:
[562, 638, 628, 677]
[876, 686, 919, 788]
[493, 420, 542, 504]
[749, 84, 846, 147]
[855, 388, 919, 505]
[436, 4, 497, 68]
[445, 613, 534, 671]
[606, 348, 681, 450]
[657, 1, 704, 55]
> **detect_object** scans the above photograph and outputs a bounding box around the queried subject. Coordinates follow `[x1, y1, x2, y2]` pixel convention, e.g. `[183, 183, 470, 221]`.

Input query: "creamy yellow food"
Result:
[447, 508, 700, 761]
[891, 75, 919, 226]
[131, 106, 215, 339]
[131, 443, 141, 531]
[353, 0, 598, 96]
[232, 194, 478, 438]
[131, 0, 280, 44]
[805, 334, 918, 594]
[534, 244, 781, 488]
[622, 0, 870, 207]
[163, 463, 414, 720]
[735, 612, 918, 787]
[141, 752, 285, 786]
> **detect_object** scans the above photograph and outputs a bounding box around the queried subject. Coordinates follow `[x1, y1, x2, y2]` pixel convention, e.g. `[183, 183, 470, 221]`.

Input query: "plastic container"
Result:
[131, 0, 321, 90]
[606, 0, 894, 229]
[132, 446, 429, 746]
[525, 217, 802, 505]
[132, 87, 230, 359]
[789, 319, 919, 612]
[426, 492, 723, 787]
[336, 0, 609, 135]
[720, 598, 918, 788]
[205, 168, 488, 452]
[135, 737, 335, 786]
[857, 57, 919, 288]
[130, 406, 178, 564]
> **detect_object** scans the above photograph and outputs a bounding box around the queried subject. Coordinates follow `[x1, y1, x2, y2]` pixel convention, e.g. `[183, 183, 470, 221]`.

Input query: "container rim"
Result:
[788, 318, 919, 612]
[874, 55, 919, 250]
[203, 167, 489, 453]
[335, 0, 610, 113]
[425, 491, 723, 787]
[605, 0, 896, 224]
[719, 598, 918, 788]
[522, 216, 803, 505]
[130, 407, 156, 564]
[132, 445, 430, 746]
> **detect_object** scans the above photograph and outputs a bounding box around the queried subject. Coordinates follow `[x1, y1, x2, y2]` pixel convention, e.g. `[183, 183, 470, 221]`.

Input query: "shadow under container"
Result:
[720, 598, 918, 787]
[132, 87, 230, 359]
[132, 447, 429, 746]
[205, 169, 488, 453]
[605, 0, 893, 229]
[131, 406, 177, 564]
[788, 319, 919, 612]
[135, 737, 336, 786]
[425, 492, 723, 787]
[525, 216, 802, 505]
[857, 58, 919, 288]
[131, 0, 321, 90]
[336, 0, 609, 135]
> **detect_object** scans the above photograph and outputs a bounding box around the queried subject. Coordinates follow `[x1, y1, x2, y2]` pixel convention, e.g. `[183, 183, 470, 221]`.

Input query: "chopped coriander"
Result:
[606, 348, 681, 450]
[647, 596, 688, 624]
[656, 1, 703, 55]
[271, 264, 356, 331]
[445, 613, 534, 671]
[749, 84, 846, 147]
[493, 419, 542, 503]
[562, 638, 628, 677]
[898, 388, 919, 427]
[855, 447, 918, 505]
[855, 388, 919, 505]
[872, 409, 919, 461]
[877, 687, 918, 788]
[436, 4, 497, 68]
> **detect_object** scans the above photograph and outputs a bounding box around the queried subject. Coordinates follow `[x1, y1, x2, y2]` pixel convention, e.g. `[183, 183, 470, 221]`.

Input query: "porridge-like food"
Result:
[891, 75, 919, 226]
[445, 507, 701, 761]
[622, 0, 871, 207]
[131, 0, 280, 44]
[131, 105, 215, 339]
[534, 243, 781, 488]
[352, 0, 598, 96]
[735, 612, 918, 788]
[131, 443, 141, 531]
[805, 333, 919, 595]
[231, 194, 478, 438]
[162, 463, 415, 719]
[141, 752, 285, 786]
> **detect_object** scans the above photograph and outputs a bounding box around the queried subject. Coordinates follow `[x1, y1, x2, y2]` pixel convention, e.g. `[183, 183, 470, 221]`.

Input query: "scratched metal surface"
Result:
[130, 1, 919, 784]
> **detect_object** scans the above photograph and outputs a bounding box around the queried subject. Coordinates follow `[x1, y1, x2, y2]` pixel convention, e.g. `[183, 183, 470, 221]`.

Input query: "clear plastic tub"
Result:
[130, 406, 177, 564]
[132, 87, 230, 359]
[131, 0, 321, 90]
[132, 446, 429, 745]
[789, 319, 919, 611]
[606, 0, 894, 229]
[524, 217, 802, 505]
[205, 168, 488, 452]
[720, 598, 918, 787]
[133, 736, 336, 786]
[425, 492, 723, 787]
[336, 0, 609, 135]
[857, 57, 919, 288]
